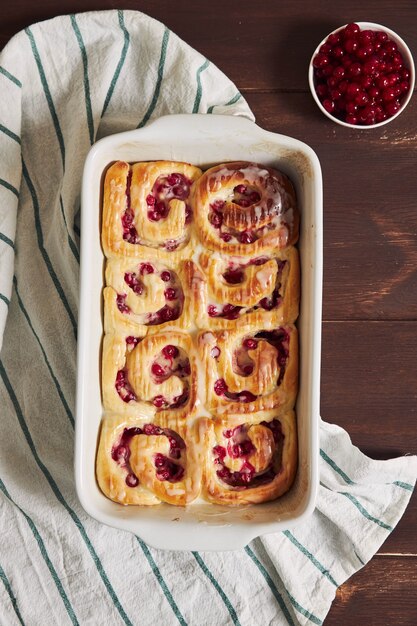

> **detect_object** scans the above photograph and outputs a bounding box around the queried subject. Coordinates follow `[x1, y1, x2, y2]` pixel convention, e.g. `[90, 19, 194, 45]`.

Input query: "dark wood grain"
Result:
[321, 323, 417, 446]
[327, 556, 417, 625]
[1, 1, 417, 91]
[2, 1, 417, 623]
[245, 92, 417, 321]
[321, 321, 417, 558]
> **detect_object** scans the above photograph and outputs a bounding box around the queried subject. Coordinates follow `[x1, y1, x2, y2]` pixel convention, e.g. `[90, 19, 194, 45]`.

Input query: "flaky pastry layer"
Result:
[97, 414, 203, 506]
[202, 411, 297, 505]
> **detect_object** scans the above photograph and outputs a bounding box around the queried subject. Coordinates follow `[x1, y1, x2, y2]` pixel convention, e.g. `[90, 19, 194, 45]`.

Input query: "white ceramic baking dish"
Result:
[75, 114, 322, 551]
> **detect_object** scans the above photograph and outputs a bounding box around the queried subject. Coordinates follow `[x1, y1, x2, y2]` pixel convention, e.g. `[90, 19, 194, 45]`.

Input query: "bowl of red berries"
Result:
[309, 22, 415, 128]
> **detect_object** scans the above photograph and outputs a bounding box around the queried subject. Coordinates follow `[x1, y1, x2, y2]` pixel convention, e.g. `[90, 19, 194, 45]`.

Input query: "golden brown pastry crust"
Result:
[102, 330, 198, 422]
[102, 160, 202, 259]
[196, 246, 300, 330]
[197, 325, 298, 416]
[104, 258, 202, 336]
[98, 159, 300, 508]
[97, 414, 203, 506]
[193, 161, 299, 256]
[201, 411, 297, 505]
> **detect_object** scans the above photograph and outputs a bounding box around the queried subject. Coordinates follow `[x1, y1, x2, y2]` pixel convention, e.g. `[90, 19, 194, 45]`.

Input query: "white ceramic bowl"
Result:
[75, 114, 322, 551]
[308, 22, 415, 129]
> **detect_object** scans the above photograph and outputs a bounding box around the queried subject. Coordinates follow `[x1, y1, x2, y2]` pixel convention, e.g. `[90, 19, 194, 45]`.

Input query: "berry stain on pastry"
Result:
[116, 262, 184, 325]
[99, 159, 299, 507]
[194, 162, 298, 254]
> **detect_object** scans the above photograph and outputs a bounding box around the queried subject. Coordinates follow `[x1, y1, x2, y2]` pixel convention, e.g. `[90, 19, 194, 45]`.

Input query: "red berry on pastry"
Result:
[140, 263, 154, 275]
[164, 288, 177, 300]
[208, 305, 218, 317]
[239, 231, 255, 244]
[151, 363, 165, 377]
[214, 378, 227, 395]
[162, 345, 179, 359]
[243, 338, 258, 350]
[153, 395, 167, 408]
[223, 269, 244, 284]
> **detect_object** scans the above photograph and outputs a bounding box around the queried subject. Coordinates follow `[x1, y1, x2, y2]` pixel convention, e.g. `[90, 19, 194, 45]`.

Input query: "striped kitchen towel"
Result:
[0, 10, 416, 626]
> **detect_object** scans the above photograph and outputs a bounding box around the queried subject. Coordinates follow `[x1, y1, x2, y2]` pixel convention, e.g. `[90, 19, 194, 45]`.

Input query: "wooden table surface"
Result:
[3, 1, 416, 623]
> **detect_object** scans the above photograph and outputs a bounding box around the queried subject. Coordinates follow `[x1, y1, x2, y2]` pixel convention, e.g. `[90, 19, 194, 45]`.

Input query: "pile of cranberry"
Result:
[312, 23, 411, 126]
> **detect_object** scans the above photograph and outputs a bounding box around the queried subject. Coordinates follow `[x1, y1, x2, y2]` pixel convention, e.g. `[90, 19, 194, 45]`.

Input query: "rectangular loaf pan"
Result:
[75, 114, 322, 551]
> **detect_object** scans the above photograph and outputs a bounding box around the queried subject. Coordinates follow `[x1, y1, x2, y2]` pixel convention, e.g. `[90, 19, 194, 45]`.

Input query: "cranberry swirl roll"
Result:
[197, 246, 299, 329]
[202, 411, 297, 505]
[97, 415, 203, 505]
[102, 331, 197, 421]
[198, 326, 298, 415]
[193, 161, 298, 255]
[102, 160, 202, 258]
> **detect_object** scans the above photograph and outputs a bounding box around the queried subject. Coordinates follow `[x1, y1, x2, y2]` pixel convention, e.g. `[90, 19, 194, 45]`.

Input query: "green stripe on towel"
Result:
[0, 66, 22, 88]
[21, 160, 77, 339]
[0, 123, 21, 144]
[192, 59, 210, 113]
[283, 531, 338, 587]
[137, 27, 170, 128]
[70, 15, 95, 145]
[102, 10, 130, 116]
[0, 178, 19, 198]
[320, 448, 355, 484]
[244, 546, 295, 626]
[25, 27, 66, 169]
[59, 196, 79, 264]
[0, 362, 134, 626]
[392, 480, 414, 492]
[13, 277, 75, 428]
[0, 561, 26, 626]
[245, 546, 322, 625]
[0, 233, 14, 249]
[320, 481, 393, 531]
[192, 552, 241, 626]
[136, 538, 187, 626]
[0, 477, 79, 626]
[208, 92, 242, 114]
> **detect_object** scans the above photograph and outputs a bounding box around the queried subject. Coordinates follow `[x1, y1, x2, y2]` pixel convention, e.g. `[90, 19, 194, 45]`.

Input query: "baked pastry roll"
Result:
[197, 246, 299, 329]
[193, 161, 298, 256]
[198, 326, 298, 415]
[102, 160, 202, 258]
[104, 258, 202, 335]
[102, 331, 197, 421]
[97, 414, 203, 505]
[202, 411, 297, 505]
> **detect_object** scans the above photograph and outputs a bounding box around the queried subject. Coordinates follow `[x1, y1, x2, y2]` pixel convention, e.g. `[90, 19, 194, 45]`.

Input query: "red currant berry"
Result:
[322, 99, 335, 113]
[343, 23, 360, 39]
[316, 83, 328, 99]
[346, 82, 361, 100]
[313, 53, 330, 68]
[348, 63, 362, 78]
[385, 100, 401, 116]
[345, 114, 358, 125]
[382, 87, 397, 102]
[344, 38, 358, 54]
[333, 66, 346, 81]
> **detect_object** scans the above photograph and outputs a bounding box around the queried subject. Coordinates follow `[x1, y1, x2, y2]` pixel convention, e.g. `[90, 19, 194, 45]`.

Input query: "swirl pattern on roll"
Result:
[198, 326, 298, 415]
[193, 161, 299, 255]
[102, 160, 202, 257]
[97, 415, 203, 505]
[202, 412, 297, 505]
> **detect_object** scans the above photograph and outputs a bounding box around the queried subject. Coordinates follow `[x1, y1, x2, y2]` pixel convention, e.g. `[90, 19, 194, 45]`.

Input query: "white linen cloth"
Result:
[0, 10, 415, 626]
